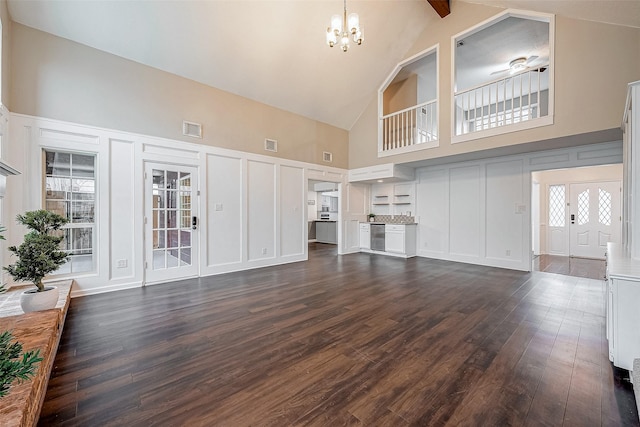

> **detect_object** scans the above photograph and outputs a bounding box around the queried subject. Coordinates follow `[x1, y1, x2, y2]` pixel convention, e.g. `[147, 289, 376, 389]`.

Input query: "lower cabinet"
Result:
[608, 275, 640, 370]
[359, 223, 371, 249]
[606, 243, 640, 371]
[359, 222, 416, 258]
[316, 221, 337, 244]
[385, 224, 416, 257]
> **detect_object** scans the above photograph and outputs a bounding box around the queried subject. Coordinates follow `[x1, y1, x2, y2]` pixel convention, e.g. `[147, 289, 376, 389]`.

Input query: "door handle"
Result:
[192, 216, 198, 230]
[570, 214, 575, 224]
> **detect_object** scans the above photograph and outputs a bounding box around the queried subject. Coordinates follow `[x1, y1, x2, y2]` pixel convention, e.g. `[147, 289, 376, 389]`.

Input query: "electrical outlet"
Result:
[505, 249, 511, 256]
[261, 248, 267, 255]
[116, 259, 127, 268]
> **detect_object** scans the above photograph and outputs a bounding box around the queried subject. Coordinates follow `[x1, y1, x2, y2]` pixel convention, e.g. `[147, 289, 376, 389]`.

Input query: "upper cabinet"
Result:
[452, 10, 554, 143]
[348, 163, 415, 184]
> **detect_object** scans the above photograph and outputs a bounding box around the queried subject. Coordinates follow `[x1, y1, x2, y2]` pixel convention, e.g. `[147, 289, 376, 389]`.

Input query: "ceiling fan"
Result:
[490, 56, 545, 76]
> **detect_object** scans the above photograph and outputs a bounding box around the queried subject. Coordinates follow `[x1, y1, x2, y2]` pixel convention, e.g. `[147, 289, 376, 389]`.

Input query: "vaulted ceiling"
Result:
[7, 0, 640, 131]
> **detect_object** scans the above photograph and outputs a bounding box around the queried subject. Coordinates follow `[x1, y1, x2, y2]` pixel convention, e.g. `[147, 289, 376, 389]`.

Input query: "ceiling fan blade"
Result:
[490, 68, 510, 76]
[531, 66, 547, 73]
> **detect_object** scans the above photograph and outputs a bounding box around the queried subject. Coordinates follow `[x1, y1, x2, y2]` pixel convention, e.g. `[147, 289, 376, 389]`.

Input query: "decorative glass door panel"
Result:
[145, 163, 198, 284]
[569, 181, 621, 259]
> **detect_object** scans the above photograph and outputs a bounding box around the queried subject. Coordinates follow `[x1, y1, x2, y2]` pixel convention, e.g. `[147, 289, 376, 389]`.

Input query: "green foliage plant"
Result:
[4, 210, 69, 292]
[0, 331, 42, 398]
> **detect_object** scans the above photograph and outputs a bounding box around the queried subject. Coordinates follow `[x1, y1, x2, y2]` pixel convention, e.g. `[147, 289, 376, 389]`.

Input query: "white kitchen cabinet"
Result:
[606, 242, 640, 371]
[385, 225, 405, 253]
[384, 224, 416, 257]
[359, 223, 371, 249]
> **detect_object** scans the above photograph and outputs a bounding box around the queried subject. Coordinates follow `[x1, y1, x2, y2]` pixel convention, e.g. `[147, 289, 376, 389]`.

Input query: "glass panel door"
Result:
[145, 163, 198, 284]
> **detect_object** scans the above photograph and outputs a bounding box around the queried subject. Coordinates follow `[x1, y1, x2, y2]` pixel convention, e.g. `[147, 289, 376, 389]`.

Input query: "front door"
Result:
[145, 163, 199, 284]
[569, 181, 621, 259]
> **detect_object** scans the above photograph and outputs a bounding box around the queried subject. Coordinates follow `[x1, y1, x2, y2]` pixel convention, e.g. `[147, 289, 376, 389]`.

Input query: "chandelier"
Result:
[326, 0, 363, 52]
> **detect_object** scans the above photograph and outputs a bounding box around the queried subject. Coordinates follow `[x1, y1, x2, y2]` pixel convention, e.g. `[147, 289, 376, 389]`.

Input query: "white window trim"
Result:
[378, 44, 439, 157]
[450, 9, 555, 144]
[43, 148, 99, 278]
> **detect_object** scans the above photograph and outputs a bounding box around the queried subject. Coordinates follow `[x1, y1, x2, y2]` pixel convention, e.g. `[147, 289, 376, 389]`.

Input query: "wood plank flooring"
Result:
[39, 243, 638, 426]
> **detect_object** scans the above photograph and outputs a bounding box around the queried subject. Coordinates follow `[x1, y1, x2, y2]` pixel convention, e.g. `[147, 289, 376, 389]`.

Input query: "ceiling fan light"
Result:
[509, 57, 527, 74]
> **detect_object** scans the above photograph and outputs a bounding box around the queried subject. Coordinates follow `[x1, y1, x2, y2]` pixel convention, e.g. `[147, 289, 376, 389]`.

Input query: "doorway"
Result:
[144, 162, 199, 284]
[308, 180, 340, 246]
[531, 164, 622, 269]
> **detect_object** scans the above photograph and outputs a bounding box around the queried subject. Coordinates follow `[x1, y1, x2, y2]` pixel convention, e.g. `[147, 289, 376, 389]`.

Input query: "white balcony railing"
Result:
[381, 100, 437, 153]
[454, 65, 549, 136]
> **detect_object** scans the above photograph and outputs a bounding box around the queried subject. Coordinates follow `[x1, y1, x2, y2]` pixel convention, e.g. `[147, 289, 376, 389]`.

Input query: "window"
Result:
[44, 150, 96, 274]
[548, 184, 565, 227]
[453, 11, 553, 142]
[577, 189, 589, 225]
[599, 188, 612, 226]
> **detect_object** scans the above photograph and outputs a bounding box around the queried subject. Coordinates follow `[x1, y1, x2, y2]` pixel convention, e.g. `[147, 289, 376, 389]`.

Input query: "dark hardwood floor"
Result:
[40, 243, 638, 426]
[533, 254, 606, 281]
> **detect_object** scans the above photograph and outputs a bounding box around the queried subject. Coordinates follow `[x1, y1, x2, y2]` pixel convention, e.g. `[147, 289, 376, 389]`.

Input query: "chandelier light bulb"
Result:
[326, 28, 337, 47]
[330, 14, 342, 35]
[348, 12, 359, 34]
[354, 26, 363, 45]
[341, 33, 349, 52]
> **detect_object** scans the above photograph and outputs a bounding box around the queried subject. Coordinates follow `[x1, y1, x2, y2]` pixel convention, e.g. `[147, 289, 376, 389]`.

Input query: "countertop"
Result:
[607, 242, 640, 280]
[364, 222, 416, 225]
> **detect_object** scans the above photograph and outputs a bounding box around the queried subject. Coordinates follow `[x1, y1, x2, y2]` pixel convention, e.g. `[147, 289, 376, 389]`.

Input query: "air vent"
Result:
[323, 151, 333, 163]
[183, 121, 202, 138]
[265, 138, 278, 152]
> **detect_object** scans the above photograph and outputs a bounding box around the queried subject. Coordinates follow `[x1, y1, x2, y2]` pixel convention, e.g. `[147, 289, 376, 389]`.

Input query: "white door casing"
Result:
[569, 181, 621, 259]
[144, 162, 199, 284]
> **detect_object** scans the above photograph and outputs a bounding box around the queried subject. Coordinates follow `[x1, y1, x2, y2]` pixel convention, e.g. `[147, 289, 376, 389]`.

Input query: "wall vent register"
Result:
[264, 138, 278, 152]
[182, 121, 202, 138]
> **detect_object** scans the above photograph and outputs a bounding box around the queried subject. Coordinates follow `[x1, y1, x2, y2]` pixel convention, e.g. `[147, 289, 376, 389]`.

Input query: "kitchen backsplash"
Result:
[370, 215, 415, 224]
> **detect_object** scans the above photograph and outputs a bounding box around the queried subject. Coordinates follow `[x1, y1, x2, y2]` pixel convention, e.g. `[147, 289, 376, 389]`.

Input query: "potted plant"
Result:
[0, 330, 42, 398]
[368, 213, 376, 222]
[4, 210, 69, 313]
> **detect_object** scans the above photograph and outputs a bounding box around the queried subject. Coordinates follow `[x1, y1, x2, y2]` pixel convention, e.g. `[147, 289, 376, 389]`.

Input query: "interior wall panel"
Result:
[280, 165, 304, 257]
[449, 165, 481, 257]
[416, 168, 448, 254]
[247, 160, 276, 261]
[207, 154, 243, 266]
[110, 139, 135, 279]
[485, 159, 524, 261]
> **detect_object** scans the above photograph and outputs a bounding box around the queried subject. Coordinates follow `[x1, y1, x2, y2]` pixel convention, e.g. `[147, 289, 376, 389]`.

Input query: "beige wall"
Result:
[10, 23, 349, 168]
[349, 3, 640, 169]
[383, 74, 418, 116]
[0, 0, 11, 108]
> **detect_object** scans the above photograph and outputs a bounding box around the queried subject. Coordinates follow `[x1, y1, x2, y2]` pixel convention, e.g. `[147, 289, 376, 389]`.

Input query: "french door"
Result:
[569, 181, 621, 259]
[144, 163, 199, 284]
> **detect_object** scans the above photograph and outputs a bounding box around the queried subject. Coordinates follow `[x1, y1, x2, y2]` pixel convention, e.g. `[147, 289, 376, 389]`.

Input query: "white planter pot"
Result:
[20, 286, 59, 313]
